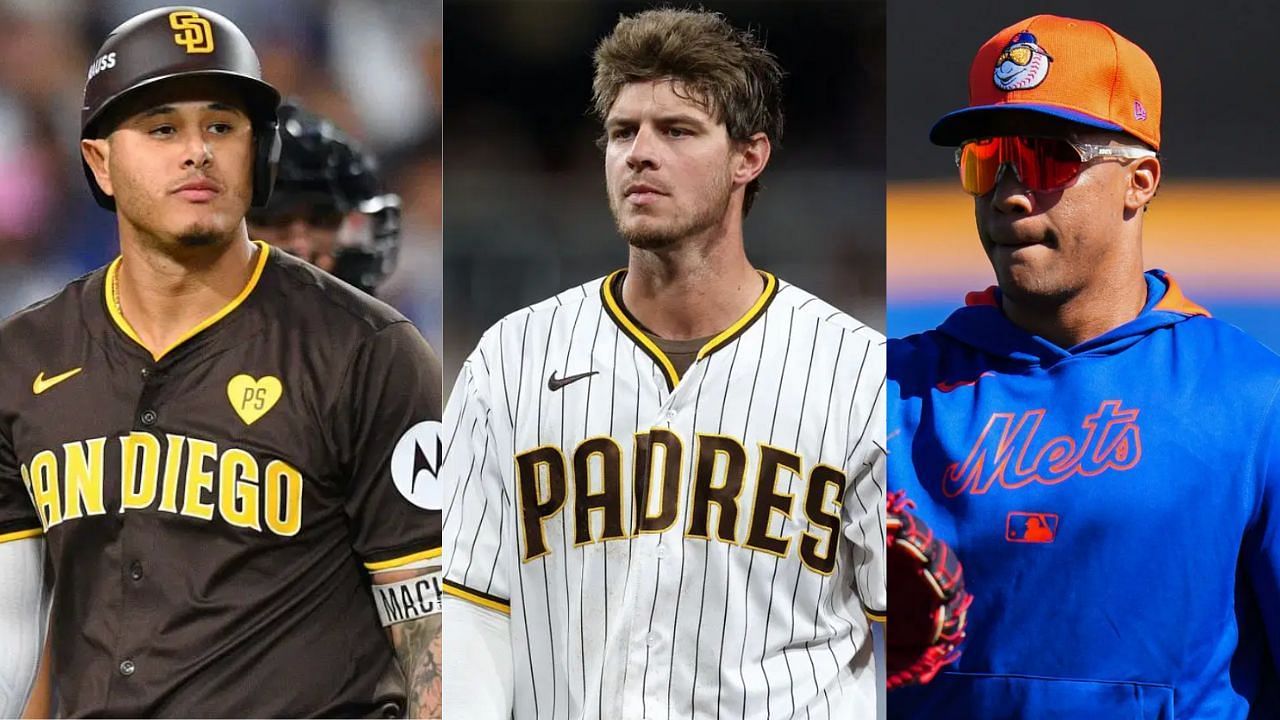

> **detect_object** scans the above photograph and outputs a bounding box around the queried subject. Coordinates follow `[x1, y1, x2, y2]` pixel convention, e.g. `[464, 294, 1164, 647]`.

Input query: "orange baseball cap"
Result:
[930, 15, 1161, 149]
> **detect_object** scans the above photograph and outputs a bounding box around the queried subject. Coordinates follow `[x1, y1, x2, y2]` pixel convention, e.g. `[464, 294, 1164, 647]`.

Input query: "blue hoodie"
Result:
[888, 271, 1280, 719]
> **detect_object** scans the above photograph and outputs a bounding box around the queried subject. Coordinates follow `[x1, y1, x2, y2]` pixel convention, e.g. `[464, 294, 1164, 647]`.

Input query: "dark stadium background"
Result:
[444, 0, 887, 379]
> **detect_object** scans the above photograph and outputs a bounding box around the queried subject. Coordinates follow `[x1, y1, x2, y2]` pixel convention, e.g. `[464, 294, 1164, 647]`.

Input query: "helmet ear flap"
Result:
[82, 157, 116, 211]
[252, 119, 282, 209]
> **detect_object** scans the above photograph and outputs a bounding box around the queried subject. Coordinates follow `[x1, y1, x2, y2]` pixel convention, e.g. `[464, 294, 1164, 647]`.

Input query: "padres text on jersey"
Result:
[443, 271, 886, 720]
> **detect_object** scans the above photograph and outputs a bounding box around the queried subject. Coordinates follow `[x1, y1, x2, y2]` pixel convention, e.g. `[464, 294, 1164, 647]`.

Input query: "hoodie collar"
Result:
[939, 270, 1210, 366]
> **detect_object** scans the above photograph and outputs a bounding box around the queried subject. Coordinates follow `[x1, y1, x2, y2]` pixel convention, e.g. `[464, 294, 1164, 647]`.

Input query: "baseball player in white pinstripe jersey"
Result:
[442, 9, 885, 720]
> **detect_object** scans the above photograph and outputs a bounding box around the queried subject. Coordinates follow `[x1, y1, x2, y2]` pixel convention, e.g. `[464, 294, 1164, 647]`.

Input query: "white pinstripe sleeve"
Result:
[442, 353, 513, 614]
[845, 343, 886, 618]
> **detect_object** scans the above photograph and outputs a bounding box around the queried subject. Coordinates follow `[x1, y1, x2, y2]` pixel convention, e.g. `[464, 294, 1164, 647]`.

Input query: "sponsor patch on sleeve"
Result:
[391, 420, 443, 510]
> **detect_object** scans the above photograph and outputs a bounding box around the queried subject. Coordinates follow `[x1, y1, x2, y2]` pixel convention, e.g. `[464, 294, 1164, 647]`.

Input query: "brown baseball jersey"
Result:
[0, 241, 442, 718]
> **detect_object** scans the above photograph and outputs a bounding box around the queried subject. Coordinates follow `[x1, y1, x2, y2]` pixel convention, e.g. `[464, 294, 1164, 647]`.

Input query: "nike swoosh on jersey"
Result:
[547, 370, 598, 391]
[936, 371, 995, 393]
[33, 367, 84, 395]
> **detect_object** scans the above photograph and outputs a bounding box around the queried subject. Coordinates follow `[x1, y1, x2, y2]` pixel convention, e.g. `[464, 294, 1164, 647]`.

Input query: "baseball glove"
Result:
[886, 489, 973, 690]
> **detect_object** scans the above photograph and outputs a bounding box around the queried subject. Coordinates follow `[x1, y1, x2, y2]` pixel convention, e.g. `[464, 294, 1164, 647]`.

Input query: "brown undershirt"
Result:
[644, 331, 713, 377]
[610, 272, 714, 376]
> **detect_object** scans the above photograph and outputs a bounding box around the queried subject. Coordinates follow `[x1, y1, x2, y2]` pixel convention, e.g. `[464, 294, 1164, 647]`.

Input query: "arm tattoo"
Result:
[390, 613, 443, 719]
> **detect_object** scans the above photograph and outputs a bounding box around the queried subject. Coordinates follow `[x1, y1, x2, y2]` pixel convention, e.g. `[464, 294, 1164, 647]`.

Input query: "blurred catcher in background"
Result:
[248, 102, 401, 297]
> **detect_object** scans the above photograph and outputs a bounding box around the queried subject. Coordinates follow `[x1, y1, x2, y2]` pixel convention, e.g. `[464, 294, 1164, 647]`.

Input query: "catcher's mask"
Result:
[247, 102, 401, 296]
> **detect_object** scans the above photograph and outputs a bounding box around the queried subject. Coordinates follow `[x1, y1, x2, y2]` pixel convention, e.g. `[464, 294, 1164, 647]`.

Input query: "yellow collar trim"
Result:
[600, 269, 778, 390]
[696, 271, 778, 361]
[601, 270, 681, 388]
[105, 240, 271, 362]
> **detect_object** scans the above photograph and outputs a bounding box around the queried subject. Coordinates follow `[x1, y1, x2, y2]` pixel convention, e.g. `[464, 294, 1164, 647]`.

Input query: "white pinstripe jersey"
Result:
[443, 271, 885, 720]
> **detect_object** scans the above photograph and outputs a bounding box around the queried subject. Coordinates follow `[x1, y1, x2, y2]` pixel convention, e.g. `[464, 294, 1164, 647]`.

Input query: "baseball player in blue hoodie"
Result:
[888, 15, 1280, 719]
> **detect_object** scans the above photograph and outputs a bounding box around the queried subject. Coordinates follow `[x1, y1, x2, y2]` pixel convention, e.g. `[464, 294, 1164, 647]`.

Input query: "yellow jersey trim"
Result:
[865, 609, 887, 623]
[443, 581, 512, 615]
[600, 270, 681, 389]
[0, 528, 43, 544]
[599, 269, 779, 391]
[363, 546, 442, 571]
[105, 240, 270, 362]
[696, 271, 778, 360]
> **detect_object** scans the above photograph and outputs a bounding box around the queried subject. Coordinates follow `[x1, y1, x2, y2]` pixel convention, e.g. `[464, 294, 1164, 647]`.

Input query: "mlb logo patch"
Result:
[1006, 511, 1059, 543]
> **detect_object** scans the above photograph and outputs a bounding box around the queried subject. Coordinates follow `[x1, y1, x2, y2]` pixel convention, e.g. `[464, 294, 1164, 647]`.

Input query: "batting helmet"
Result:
[248, 103, 401, 296]
[80, 6, 282, 211]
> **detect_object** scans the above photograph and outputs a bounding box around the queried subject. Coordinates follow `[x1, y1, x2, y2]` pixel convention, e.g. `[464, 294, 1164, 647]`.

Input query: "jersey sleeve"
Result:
[1246, 384, 1280, 672]
[843, 343, 886, 620]
[0, 407, 42, 544]
[441, 350, 512, 614]
[333, 321, 444, 571]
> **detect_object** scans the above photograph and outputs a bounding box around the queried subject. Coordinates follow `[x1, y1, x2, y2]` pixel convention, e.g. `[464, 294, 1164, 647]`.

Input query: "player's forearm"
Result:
[388, 612, 443, 719]
[373, 567, 443, 719]
[442, 595, 513, 720]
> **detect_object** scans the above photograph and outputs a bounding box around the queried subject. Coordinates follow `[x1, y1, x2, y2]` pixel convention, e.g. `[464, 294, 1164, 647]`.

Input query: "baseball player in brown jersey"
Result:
[0, 7, 443, 718]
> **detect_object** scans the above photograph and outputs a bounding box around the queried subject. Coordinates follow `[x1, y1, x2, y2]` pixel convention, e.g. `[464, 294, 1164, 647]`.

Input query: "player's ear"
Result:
[81, 137, 114, 199]
[1125, 154, 1159, 213]
[732, 131, 771, 187]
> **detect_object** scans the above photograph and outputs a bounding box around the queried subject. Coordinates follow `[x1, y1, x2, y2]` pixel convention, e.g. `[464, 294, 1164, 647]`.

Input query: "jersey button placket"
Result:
[115, 365, 162, 702]
[137, 365, 160, 428]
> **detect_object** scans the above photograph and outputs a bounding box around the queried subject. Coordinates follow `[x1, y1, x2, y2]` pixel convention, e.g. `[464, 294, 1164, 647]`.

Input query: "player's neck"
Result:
[114, 227, 260, 358]
[622, 228, 761, 341]
[1001, 269, 1148, 349]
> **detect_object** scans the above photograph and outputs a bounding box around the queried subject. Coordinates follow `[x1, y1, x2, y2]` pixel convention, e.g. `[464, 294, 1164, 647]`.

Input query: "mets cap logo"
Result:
[993, 31, 1052, 91]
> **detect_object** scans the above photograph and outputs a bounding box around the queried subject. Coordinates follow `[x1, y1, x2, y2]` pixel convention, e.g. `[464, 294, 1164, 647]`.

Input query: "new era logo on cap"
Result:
[931, 15, 1162, 150]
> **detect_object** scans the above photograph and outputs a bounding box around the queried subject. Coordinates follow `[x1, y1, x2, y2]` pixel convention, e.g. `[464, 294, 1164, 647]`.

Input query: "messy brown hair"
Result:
[592, 8, 785, 215]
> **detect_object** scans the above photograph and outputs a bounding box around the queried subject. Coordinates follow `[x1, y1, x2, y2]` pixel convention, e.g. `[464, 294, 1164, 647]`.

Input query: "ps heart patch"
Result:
[227, 374, 282, 425]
